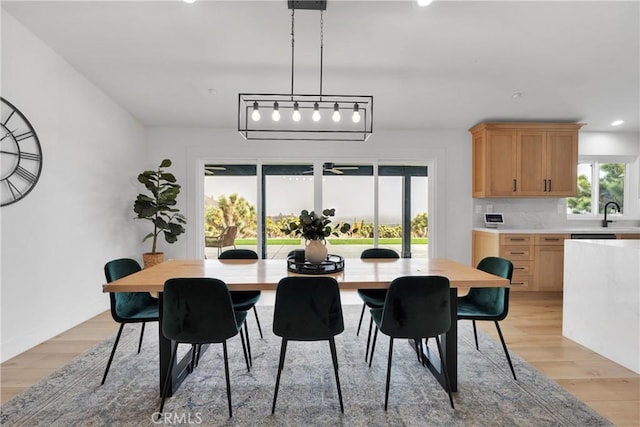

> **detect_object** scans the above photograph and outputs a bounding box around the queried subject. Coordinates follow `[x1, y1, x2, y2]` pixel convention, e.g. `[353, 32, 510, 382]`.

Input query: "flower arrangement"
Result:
[281, 208, 351, 240]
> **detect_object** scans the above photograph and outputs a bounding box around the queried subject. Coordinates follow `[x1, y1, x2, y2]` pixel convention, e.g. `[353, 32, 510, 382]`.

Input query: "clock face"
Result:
[1, 97, 43, 207]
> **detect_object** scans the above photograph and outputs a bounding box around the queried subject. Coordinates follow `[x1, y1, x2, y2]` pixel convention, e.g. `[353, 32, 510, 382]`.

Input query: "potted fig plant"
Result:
[133, 159, 186, 268]
[281, 208, 351, 263]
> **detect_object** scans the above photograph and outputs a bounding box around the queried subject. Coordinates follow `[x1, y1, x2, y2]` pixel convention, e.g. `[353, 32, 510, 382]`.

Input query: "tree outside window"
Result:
[567, 162, 625, 215]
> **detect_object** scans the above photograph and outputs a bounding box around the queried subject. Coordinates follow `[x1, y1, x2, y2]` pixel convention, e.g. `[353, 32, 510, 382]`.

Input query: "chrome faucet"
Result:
[602, 201, 621, 227]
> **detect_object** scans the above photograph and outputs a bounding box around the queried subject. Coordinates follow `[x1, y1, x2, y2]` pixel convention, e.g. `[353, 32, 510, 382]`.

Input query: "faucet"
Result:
[602, 201, 621, 227]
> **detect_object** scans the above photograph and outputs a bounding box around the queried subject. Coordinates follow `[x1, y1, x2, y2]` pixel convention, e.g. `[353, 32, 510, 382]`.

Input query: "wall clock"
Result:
[1, 97, 43, 207]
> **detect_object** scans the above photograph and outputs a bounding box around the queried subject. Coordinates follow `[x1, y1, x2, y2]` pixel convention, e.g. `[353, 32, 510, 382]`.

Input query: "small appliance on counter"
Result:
[484, 213, 504, 228]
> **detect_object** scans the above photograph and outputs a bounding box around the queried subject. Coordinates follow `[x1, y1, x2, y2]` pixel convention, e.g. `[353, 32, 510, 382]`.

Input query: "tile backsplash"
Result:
[472, 199, 638, 229]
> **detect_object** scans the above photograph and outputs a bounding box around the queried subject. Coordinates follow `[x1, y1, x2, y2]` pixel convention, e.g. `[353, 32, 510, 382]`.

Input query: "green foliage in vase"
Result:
[133, 159, 186, 253]
[280, 208, 351, 240]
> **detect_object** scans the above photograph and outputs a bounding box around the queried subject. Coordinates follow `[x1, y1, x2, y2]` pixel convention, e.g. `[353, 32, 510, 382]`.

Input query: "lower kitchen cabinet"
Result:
[533, 235, 569, 291]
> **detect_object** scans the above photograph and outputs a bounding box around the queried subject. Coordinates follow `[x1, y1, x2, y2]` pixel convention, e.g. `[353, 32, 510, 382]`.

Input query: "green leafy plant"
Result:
[133, 159, 186, 253]
[281, 208, 351, 240]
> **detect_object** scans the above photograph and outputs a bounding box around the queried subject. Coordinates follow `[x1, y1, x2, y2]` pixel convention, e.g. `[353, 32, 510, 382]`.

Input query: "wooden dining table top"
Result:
[102, 257, 509, 293]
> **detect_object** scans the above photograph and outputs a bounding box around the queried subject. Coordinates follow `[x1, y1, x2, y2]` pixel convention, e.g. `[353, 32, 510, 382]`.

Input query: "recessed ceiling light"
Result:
[417, 0, 433, 7]
[183, 0, 196, 4]
[511, 92, 523, 99]
[611, 120, 624, 126]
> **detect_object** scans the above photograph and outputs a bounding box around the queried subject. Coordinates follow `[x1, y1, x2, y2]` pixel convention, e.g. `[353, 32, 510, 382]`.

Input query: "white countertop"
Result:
[473, 227, 640, 234]
[565, 239, 640, 249]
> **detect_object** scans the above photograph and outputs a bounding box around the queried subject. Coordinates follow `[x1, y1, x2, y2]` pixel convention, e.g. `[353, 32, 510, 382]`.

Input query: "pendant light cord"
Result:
[290, 9, 295, 101]
[319, 9, 324, 101]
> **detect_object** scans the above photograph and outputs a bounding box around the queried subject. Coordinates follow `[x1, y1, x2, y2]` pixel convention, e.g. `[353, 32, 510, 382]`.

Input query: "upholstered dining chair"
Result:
[158, 277, 249, 418]
[271, 276, 345, 414]
[218, 249, 263, 345]
[102, 258, 159, 385]
[357, 248, 400, 361]
[457, 256, 517, 380]
[368, 275, 454, 410]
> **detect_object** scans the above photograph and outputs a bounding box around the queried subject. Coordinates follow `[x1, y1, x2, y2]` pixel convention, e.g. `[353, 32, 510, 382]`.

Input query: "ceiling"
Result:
[3, 0, 639, 133]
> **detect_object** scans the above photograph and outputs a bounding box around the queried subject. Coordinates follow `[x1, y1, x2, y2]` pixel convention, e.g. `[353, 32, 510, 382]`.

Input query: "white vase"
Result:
[305, 239, 328, 263]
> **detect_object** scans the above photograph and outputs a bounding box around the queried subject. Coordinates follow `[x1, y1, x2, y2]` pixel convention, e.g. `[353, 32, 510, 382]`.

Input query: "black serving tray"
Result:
[287, 254, 344, 275]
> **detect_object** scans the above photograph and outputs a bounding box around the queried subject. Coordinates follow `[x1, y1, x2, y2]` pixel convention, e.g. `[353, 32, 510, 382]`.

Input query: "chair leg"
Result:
[137, 322, 146, 354]
[435, 336, 455, 409]
[101, 323, 125, 385]
[271, 338, 288, 414]
[239, 327, 250, 372]
[245, 323, 252, 367]
[495, 321, 517, 380]
[384, 337, 394, 411]
[365, 316, 374, 362]
[253, 306, 264, 339]
[159, 341, 179, 416]
[356, 303, 366, 336]
[414, 338, 422, 364]
[328, 338, 344, 413]
[472, 320, 479, 351]
[222, 340, 232, 417]
[369, 327, 379, 368]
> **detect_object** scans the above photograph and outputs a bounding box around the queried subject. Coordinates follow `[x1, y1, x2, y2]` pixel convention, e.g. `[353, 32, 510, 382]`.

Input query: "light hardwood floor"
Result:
[1, 292, 638, 425]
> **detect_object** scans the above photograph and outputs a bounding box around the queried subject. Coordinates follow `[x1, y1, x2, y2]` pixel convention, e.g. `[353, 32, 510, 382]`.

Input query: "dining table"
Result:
[103, 257, 509, 396]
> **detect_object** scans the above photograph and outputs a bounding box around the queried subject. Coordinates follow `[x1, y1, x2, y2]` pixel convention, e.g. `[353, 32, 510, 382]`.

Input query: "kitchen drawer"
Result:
[510, 275, 532, 291]
[500, 234, 532, 245]
[500, 246, 533, 261]
[535, 234, 569, 245]
[512, 260, 533, 275]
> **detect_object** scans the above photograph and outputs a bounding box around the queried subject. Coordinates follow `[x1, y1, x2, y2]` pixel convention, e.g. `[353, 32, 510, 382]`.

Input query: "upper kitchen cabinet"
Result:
[471, 123, 584, 198]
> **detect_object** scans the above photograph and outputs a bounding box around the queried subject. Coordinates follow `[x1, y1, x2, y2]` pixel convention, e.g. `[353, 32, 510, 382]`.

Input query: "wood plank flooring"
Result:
[1, 292, 638, 426]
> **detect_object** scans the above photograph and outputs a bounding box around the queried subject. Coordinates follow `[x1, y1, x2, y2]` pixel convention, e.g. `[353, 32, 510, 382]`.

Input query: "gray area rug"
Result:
[1, 305, 611, 426]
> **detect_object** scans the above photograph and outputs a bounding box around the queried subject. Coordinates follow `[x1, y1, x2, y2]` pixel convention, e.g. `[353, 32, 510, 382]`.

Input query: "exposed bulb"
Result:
[417, 0, 433, 6]
[332, 103, 341, 122]
[292, 102, 301, 122]
[352, 103, 361, 123]
[251, 101, 260, 121]
[312, 102, 321, 122]
[272, 102, 280, 121]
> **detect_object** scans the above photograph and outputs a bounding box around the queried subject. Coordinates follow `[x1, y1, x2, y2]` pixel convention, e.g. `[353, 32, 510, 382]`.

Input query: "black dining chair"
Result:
[271, 276, 345, 414]
[159, 277, 249, 418]
[218, 249, 264, 345]
[368, 275, 454, 410]
[357, 248, 399, 361]
[101, 258, 158, 385]
[457, 256, 517, 380]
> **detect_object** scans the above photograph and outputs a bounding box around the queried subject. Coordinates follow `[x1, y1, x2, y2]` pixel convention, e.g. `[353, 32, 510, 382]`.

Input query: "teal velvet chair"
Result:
[159, 277, 248, 418]
[369, 275, 454, 410]
[271, 276, 345, 414]
[357, 248, 399, 362]
[457, 256, 517, 380]
[102, 258, 158, 385]
[219, 249, 263, 346]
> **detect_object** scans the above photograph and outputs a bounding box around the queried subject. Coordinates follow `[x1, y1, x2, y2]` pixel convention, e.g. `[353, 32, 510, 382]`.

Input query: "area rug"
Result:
[1, 305, 611, 426]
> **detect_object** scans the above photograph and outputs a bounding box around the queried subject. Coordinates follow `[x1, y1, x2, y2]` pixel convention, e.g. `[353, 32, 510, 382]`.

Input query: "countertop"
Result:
[565, 239, 640, 249]
[472, 227, 640, 234]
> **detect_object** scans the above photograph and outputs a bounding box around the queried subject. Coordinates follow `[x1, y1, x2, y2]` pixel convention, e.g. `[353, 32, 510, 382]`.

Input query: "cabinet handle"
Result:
[548, 179, 551, 192]
[510, 251, 525, 255]
[544, 238, 560, 242]
[514, 267, 525, 270]
[544, 179, 547, 192]
[509, 238, 525, 241]
[513, 179, 517, 192]
[512, 282, 525, 286]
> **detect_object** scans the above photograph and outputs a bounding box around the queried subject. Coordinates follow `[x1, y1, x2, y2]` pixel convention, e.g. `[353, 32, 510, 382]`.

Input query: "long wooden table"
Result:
[103, 258, 508, 396]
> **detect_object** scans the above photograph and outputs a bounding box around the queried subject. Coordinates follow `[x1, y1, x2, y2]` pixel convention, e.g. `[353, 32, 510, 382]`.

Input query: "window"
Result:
[567, 161, 626, 215]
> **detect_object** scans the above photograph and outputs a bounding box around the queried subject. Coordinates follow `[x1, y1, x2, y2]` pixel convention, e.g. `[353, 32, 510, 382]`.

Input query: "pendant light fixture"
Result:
[238, 0, 373, 142]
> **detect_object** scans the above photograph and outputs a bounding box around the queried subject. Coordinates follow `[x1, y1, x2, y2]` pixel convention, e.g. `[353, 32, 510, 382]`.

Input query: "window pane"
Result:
[598, 163, 625, 213]
[323, 165, 374, 257]
[567, 163, 592, 214]
[204, 165, 258, 257]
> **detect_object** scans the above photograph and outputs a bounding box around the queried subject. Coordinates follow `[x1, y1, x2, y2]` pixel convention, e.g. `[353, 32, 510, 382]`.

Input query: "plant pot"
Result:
[143, 252, 164, 269]
[305, 239, 328, 264]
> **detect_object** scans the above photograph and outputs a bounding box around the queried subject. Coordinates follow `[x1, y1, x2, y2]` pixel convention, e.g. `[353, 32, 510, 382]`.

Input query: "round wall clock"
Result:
[1, 97, 43, 207]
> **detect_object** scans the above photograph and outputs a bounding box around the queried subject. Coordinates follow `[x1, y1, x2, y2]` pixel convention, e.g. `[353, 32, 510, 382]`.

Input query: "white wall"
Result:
[1, 12, 147, 362]
[146, 127, 471, 263]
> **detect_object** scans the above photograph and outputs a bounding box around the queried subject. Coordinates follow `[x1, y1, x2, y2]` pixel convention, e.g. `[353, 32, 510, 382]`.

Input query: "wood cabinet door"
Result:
[486, 130, 518, 196]
[534, 245, 565, 291]
[545, 131, 578, 196]
[517, 131, 546, 195]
